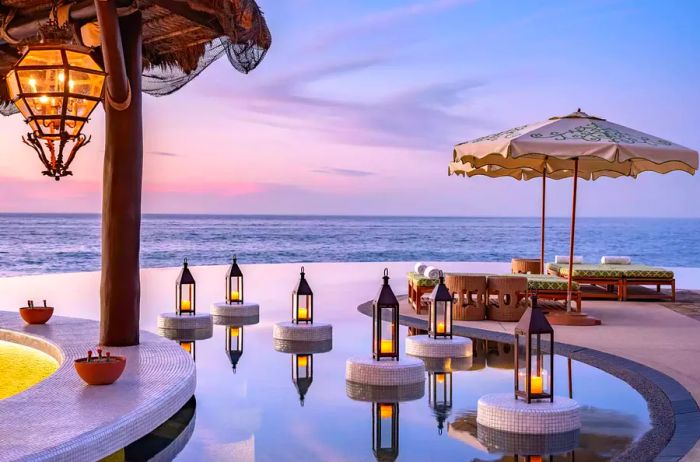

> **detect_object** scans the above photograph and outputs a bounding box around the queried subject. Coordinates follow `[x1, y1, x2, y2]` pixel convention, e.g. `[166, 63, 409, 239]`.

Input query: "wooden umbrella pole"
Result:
[98, 10, 143, 346]
[566, 158, 579, 312]
[540, 168, 546, 274]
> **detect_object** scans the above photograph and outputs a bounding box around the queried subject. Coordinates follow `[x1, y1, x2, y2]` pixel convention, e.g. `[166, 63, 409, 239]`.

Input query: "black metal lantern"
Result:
[176, 258, 196, 315]
[428, 371, 453, 435]
[226, 255, 244, 304]
[292, 353, 313, 406]
[428, 271, 453, 339]
[6, 15, 105, 180]
[225, 326, 244, 372]
[516, 456, 553, 462]
[515, 295, 554, 403]
[179, 341, 195, 360]
[373, 268, 399, 361]
[292, 266, 313, 324]
[372, 402, 399, 462]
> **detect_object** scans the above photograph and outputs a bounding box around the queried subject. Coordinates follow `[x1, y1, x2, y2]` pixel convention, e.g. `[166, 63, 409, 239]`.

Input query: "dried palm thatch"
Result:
[0, 0, 271, 114]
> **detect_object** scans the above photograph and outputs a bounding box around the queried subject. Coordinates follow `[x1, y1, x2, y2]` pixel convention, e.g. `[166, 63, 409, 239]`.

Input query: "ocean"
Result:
[0, 214, 698, 276]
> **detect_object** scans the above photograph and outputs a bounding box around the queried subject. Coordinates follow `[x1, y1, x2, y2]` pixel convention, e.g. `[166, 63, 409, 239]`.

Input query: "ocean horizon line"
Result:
[0, 212, 698, 220]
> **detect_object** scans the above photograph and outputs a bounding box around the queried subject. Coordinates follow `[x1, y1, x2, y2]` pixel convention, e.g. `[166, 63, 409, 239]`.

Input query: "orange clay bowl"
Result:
[74, 356, 127, 385]
[19, 307, 54, 324]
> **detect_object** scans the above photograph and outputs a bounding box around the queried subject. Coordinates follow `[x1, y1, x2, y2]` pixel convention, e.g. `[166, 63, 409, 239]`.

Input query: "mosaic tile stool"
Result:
[345, 357, 425, 386]
[345, 380, 424, 402]
[405, 335, 472, 358]
[157, 313, 213, 341]
[210, 301, 259, 318]
[273, 322, 332, 342]
[477, 393, 580, 435]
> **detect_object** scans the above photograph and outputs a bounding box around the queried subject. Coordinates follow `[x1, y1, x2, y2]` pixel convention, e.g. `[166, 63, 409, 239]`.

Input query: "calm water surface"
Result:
[0, 214, 698, 276]
[128, 299, 650, 461]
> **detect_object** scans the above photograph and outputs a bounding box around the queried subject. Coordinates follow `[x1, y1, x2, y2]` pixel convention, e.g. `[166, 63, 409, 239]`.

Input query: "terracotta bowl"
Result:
[74, 356, 127, 385]
[19, 307, 54, 324]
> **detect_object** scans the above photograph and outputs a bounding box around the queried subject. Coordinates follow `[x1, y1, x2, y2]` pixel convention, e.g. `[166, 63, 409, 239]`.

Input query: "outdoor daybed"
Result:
[407, 271, 583, 318]
[547, 263, 675, 302]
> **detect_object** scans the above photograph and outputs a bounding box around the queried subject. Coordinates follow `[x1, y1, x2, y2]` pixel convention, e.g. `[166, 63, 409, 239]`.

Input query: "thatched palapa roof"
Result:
[0, 0, 271, 113]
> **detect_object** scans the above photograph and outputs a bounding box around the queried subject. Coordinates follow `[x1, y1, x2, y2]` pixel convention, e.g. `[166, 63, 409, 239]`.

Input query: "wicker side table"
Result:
[511, 258, 542, 275]
[445, 273, 487, 321]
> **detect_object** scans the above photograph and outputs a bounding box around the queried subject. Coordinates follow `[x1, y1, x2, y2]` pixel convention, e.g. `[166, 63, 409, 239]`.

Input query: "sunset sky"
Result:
[0, 0, 698, 216]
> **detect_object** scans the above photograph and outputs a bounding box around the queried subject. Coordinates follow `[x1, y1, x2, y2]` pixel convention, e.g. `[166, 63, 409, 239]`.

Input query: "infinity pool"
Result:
[124, 295, 651, 461]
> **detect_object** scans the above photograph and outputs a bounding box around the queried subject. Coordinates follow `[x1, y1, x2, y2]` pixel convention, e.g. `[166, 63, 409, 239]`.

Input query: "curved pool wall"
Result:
[357, 298, 699, 462]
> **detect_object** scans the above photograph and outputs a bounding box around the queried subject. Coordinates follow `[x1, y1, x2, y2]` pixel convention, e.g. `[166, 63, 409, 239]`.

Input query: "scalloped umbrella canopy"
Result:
[449, 109, 697, 179]
[448, 110, 698, 312]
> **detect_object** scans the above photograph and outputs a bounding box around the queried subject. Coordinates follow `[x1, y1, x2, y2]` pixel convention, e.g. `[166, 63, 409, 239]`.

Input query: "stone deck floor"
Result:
[0, 311, 195, 462]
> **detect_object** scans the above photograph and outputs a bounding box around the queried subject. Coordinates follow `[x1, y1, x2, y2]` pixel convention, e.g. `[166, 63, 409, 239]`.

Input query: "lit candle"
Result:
[380, 339, 393, 353]
[437, 322, 445, 334]
[436, 373, 445, 384]
[180, 342, 192, 353]
[298, 307, 308, 320]
[180, 299, 191, 311]
[230, 290, 240, 301]
[230, 327, 240, 337]
[297, 355, 308, 367]
[379, 404, 393, 419]
[531, 456, 542, 462]
[530, 375, 543, 394]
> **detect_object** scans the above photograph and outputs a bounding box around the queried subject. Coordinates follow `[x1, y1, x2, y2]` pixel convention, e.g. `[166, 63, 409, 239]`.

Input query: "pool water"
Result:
[129, 298, 651, 461]
[0, 340, 58, 400]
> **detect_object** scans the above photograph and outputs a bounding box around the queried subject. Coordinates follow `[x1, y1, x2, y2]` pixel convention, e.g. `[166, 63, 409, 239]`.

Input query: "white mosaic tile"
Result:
[476, 393, 581, 434]
[405, 335, 472, 358]
[345, 356, 425, 386]
[210, 302, 260, 318]
[272, 322, 332, 342]
[0, 310, 195, 462]
[157, 313, 213, 330]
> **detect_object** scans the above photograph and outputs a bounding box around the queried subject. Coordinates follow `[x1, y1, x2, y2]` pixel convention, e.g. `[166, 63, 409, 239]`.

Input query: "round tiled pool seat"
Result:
[157, 313, 213, 341]
[477, 393, 581, 434]
[476, 424, 579, 455]
[405, 335, 472, 358]
[273, 322, 332, 342]
[210, 301, 260, 318]
[419, 355, 473, 373]
[345, 356, 425, 386]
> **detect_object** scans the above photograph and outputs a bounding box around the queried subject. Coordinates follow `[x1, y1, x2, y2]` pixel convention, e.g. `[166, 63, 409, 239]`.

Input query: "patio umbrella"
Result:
[448, 109, 698, 311]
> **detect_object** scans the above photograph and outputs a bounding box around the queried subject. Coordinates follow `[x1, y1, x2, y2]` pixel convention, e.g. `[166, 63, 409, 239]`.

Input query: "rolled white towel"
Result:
[414, 262, 428, 274]
[601, 256, 631, 265]
[555, 255, 583, 265]
[423, 266, 441, 279]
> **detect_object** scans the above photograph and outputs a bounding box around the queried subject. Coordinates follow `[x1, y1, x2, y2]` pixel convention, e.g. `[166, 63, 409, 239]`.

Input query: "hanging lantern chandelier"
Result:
[5, 6, 105, 180]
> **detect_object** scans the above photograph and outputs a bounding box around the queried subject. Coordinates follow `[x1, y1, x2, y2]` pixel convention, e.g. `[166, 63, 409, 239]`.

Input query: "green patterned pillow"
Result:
[526, 275, 580, 291]
[407, 272, 439, 287]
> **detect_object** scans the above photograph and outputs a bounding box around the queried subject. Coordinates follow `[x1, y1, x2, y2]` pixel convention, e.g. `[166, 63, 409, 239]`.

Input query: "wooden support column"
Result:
[99, 10, 143, 345]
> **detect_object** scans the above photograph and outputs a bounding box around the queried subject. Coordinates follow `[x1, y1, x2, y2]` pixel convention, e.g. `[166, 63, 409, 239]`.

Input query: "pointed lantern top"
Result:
[294, 266, 313, 296]
[226, 255, 243, 278]
[429, 271, 452, 302]
[177, 258, 195, 284]
[514, 296, 553, 335]
[375, 268, 399, 307]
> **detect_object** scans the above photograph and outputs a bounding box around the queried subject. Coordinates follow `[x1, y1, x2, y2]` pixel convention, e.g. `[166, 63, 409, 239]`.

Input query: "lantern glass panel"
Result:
[430, 372, 452, 407]
[293, 354, 312, 380]
[6, 70, 19, 99]
[226, 326, 243, 351]
[14, 98, 30, 119]
[529, 333, 552, 396]
[431, 300, 451, 337]
[380, 317, 395, 355]
[178, 283, 195, 314]
[516, 333, 527, 393]
[68, 70, 103, 97]
[66, 50, 102, 71]
[66, 119, 86, 137]
[293, 294, 312, 322]
[21, 49, 63, 66]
